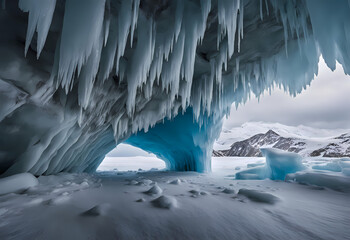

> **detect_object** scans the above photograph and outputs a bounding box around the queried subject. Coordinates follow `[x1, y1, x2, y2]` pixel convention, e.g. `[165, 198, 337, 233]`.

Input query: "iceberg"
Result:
[236, 148, 305, 180]
[0, 0, 349, 176]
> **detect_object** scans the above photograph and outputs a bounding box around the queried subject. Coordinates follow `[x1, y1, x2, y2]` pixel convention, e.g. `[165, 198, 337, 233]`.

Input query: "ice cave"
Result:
[0, 0, 349, 176]
[1, 1, 350, 239]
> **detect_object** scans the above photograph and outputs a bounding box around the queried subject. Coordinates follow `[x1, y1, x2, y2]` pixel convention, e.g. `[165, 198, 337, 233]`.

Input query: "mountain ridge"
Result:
[214, 123, 350, 157]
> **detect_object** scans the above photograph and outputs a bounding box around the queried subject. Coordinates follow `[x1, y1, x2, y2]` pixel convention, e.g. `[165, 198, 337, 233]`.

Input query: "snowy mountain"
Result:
[214, 123, 350, 157]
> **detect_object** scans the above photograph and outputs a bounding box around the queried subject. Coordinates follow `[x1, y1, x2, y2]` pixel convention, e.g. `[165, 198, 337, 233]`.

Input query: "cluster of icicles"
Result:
[1, 0, 349, 175]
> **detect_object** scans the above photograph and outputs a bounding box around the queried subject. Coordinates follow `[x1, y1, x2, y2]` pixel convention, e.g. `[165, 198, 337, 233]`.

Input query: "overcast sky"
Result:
[108, 58, 350, 157]
[223, 58, 350, 130]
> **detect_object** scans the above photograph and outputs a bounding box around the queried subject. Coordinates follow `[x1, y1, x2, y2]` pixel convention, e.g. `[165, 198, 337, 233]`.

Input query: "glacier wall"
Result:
[0, 0, 349, 176]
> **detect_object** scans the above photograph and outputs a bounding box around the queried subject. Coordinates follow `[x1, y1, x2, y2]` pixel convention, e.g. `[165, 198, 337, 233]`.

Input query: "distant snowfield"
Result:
[98, 156, 166, 172]
[1, 157, 350, 240]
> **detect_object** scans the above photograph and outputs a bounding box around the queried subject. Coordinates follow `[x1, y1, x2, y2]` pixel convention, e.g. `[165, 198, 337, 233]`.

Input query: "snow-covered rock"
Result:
[222, 188, 235, 194]
[144, 185, 163, 196]
[151, 195, 177, 209]
[169, 179, 181, 185]
[0, 173, 38, 195]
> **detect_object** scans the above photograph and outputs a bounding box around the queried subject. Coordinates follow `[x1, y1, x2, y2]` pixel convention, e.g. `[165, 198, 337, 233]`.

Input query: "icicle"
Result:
[103, 0, 111, 47]
[130, 0, 140, 48]
[19, 0, 56, 58]
[78, 33, 103, 109]
[57, 0, 105, 93]
[116, 0, 133, 73]
[200, 0, 211, 23]
[126, 13, 155, 114]
[237, 0, 244, 53]
[174, 0, 184, 42]
[98, 15, 118, 82]
[265, 0, 269, 15]
[217, 0, 241, 59]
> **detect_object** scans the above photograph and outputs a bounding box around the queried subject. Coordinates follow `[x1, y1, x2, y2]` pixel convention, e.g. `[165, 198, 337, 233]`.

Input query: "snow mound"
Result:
[222, 188, 235, 194]
[139, 179, 153, 186]
[81, 203, 111, 216]
[238, 189, 279, 204]
[189, 190, 201, 197]
[285, 172, 350, 192]
[144, 185, 162, 196]
[151, 195, 177, 209]
[169, 179, 181, 185]
[236, 148, 305, 180]
[0, 173, 38, 195]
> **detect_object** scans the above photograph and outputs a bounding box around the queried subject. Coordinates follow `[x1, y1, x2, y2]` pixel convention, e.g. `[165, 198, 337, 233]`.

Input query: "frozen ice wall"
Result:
[0, 0, 349, 176]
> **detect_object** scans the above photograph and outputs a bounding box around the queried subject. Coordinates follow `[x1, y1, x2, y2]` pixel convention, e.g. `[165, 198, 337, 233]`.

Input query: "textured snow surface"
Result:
[0, 157, 349, 239]
[0, 0, 350, 175]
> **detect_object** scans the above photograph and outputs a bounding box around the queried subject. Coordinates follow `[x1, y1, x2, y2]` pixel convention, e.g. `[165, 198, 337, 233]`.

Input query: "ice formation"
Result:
[236, 148, 305, 180]
[285, 172, 350, 192]
[0, 0, 350, 176]
[0, 173, 38, 195]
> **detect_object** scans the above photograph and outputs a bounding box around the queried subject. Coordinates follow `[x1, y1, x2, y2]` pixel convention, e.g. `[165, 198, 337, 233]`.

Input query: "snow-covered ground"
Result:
[0, 156, 349, 240]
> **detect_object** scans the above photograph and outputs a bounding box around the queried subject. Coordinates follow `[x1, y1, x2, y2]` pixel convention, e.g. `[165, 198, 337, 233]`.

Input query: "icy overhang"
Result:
[0, 0, 349, 175]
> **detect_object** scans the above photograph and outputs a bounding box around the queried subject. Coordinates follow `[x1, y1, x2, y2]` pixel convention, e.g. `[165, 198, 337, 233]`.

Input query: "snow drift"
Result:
[0, 0, 350, 176]
[0, 173, 38, 195]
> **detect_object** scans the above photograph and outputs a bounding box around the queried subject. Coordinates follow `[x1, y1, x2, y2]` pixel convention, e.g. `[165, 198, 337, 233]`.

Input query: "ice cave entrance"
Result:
[97, 144, 166, 172]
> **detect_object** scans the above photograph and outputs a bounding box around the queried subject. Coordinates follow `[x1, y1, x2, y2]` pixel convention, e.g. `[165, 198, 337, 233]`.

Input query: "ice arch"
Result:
[0, 0, 349, 176]
[97, 144, 166, 172]
[126, 109, 223, 172]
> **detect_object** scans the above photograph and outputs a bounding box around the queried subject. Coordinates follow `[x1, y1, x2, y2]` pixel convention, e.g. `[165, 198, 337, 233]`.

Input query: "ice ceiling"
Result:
[0, 0, 349, 176]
